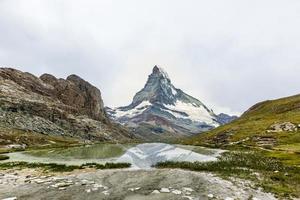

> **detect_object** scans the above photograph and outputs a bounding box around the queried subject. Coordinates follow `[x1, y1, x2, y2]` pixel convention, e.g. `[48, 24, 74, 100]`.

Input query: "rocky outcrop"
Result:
[267, 122, 298, 133]
[40, 73, 107, 122]
[0, 67, 133, 144]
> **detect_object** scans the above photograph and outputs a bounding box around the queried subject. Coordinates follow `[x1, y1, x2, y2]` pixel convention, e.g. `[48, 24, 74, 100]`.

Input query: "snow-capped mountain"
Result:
[106, 66, 234, 138]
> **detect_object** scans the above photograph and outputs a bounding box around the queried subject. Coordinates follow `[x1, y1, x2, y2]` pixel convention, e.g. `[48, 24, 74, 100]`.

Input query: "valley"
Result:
[0, 67, 299, 200]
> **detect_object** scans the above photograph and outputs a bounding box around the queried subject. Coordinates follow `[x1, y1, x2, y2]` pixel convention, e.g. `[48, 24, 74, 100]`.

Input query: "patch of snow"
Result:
[164, 101, 219, 127]
[113, 101, 152, 118]
[171, 87, 177, 96]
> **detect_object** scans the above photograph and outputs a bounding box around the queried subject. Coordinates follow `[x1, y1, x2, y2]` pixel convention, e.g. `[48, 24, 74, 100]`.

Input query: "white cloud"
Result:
[1, 0, 300, 115]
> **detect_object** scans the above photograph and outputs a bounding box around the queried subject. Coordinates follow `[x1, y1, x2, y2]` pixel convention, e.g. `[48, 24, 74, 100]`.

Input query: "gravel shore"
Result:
[0, 168, 277, 200]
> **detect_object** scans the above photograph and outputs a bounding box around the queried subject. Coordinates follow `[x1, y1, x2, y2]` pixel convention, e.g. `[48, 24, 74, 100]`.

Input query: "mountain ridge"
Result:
[0, 67, 134, 148]
[107, 66, 236, 139]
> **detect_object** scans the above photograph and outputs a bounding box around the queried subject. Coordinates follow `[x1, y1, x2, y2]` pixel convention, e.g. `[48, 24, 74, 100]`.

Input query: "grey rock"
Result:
[267, 122, 297, 133]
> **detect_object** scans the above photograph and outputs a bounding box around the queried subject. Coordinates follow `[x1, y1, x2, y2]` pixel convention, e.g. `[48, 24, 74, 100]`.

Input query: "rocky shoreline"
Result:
[0, 168, 277, 200]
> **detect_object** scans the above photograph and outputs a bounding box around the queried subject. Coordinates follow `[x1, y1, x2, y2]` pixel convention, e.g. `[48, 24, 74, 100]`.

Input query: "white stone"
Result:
[183, 187, 194, 192]
[182, 196, 194, 200]
[172, 190, 182, 195]
[93, 184, 103, 188]
[160, 188, 170, 193]
[208, 194, 214, 198]
[152, 190, 160, 194]
[2, 198, 17, 200]
[225, 198, 234, 200]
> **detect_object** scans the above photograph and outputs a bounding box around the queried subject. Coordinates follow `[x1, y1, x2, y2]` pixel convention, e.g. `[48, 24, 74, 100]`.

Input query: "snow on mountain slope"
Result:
[164, 101, 219, 127]
[106, 66, 234, 138]
[112, 101, 152, 118]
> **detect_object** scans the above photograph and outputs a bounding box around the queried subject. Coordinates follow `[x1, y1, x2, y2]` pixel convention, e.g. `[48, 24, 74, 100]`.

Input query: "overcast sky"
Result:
[1, 0, 300, 115]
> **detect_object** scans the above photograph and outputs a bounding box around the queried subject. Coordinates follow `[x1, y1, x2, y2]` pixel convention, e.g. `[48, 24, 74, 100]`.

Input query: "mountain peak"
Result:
[152, 65, 170, 80]
[107, 65, 239, 137]
[152, 65, 160, 73]
[130, 66, 177, 106]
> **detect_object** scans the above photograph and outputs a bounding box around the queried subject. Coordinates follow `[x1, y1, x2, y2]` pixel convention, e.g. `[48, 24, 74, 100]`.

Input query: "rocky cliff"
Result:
[0, 68, 133, 146]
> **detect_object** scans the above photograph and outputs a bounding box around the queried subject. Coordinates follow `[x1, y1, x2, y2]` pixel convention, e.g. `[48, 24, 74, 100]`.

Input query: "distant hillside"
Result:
[0, 68, 134, 148]
[185, 94, 300, 151]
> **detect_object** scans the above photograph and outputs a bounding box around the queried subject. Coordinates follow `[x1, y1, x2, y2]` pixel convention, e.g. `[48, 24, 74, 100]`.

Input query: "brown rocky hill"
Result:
[0, 68, 134, 147]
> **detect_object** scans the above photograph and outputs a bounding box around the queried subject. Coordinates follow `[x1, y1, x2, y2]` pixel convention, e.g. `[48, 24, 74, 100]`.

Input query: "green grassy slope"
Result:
[184, 94, 300, 165]
[176, 95, 300, 198]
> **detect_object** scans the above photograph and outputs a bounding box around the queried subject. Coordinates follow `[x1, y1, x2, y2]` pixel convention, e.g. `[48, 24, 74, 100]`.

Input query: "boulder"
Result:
[267, 122, 297, 133]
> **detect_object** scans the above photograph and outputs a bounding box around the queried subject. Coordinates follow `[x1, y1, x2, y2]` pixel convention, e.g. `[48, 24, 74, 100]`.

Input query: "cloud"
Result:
[1, 0, 300, 115]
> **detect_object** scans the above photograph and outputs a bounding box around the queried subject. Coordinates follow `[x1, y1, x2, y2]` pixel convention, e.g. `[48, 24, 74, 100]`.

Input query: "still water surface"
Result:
[2, 143, 224, 169]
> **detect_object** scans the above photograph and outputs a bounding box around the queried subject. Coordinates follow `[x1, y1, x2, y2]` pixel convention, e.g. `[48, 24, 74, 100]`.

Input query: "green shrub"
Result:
[0, 155, 9, 160]
[0, 161, 131, 172]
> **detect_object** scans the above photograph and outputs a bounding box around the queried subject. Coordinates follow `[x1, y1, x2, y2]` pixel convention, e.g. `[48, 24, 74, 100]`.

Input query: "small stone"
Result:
[59, 187, 67, 191]
[51, 182, 73, 188]
[208, 194, 214, 198]
[92, 188, 99, 191]
[2, 198, 17, 200]
[93, 184, 103, 188]
[160, 188, 170, 193]
[182, 196, 193, 200]
[86, 189, 91, 193]
[102, 191, 109, 196]
[225, 198, 234, 200]
[35, 179, 51, 184]
[128, 187, 141, 192]
[172, 190, 182, 195]
[152, 190, 160, 194]
[284, 173, 289, 176]
[183, 187, 194, 192]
